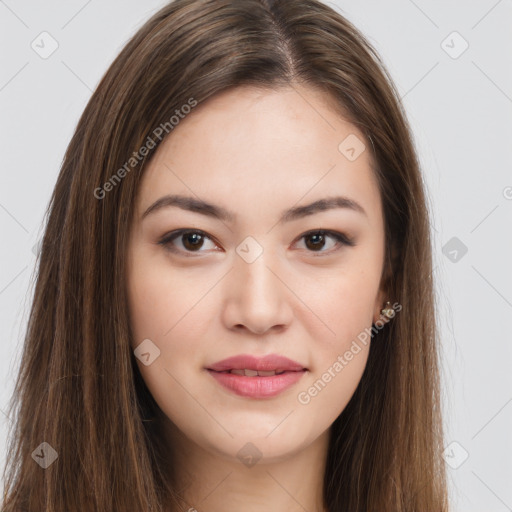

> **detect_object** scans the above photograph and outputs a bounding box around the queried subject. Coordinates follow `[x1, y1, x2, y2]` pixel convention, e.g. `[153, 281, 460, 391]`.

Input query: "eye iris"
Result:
[305, 233, 325, 251]
[183, 232, 204, 251]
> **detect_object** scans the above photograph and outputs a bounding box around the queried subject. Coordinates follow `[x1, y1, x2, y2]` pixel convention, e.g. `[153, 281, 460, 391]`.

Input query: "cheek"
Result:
[295, 254, 381, 411]
[301, 259, 382, 348]
[127, 257, 216, 434]
[127, 252, 220, 403]
[127, 252, 215, 347]
[301, 275, 373, 394]
[296, 342, 370, 429]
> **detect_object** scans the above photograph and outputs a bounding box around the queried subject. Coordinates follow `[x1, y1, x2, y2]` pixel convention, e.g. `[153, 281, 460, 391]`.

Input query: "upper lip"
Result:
[206, 354, 307, 372]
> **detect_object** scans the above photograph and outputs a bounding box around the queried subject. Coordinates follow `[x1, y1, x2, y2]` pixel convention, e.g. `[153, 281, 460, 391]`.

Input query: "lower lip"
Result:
[206, 369, 306, 398]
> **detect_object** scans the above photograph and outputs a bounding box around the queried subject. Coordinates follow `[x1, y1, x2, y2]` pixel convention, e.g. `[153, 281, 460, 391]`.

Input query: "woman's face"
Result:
[126, 84, 387, 463]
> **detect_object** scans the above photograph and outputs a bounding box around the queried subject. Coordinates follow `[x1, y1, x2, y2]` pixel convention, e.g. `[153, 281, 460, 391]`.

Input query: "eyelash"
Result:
[157, 228, 355, 257]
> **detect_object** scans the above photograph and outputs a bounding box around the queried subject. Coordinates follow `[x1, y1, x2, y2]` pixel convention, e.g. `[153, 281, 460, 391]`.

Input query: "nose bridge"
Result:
[223, 235, 292, 333]
[234, 234, 281, 299]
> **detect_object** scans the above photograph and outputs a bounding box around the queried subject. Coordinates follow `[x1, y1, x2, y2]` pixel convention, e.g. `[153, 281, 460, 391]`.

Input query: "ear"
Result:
[372, 240, 396, 324]
[372, 287, 389, 324]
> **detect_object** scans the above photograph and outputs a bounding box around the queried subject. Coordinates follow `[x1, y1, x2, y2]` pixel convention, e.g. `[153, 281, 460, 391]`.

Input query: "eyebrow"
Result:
[141, 194, 367, 223]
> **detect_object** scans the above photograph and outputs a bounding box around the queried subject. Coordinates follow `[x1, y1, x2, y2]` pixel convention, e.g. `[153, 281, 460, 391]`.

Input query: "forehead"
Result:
[135, 85, 382, 226]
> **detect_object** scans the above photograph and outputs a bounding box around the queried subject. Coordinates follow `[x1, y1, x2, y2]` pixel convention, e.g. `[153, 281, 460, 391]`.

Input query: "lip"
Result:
[206, 354, 306, 372]
[205, 354, 308, 399]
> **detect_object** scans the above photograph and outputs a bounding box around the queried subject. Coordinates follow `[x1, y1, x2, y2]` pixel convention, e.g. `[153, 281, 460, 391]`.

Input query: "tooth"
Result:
[257, 370, 276, 376]
[228, 369, 284, 377]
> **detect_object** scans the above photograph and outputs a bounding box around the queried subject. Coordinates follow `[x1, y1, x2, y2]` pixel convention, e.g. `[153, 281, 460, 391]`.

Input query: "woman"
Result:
[1, 0, 449, 510]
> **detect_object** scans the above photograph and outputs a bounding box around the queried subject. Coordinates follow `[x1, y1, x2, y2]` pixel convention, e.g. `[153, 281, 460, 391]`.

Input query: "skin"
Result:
[126, 84, 389, 512]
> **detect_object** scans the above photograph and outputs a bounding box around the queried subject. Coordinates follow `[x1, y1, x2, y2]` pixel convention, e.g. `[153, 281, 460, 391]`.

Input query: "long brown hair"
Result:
[1, 0, 449, 510]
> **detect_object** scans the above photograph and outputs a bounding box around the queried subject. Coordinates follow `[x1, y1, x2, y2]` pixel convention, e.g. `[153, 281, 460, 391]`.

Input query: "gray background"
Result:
[1, 1, 511, 510]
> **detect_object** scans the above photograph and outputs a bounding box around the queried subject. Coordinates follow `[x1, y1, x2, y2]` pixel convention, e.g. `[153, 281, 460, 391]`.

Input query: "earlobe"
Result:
[379, 301, 395, 321]
[373, 291, 396, 324]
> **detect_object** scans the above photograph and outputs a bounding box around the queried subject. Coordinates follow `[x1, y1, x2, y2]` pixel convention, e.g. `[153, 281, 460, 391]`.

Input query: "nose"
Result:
[221, 247, 293, 336]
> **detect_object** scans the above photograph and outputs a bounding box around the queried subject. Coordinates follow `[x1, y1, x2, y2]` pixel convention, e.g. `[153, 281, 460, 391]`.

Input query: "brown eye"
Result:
[181, 232, 205, 251]
[304, 232, 327, 251]
[158, 229, 219, 255]
[297, 230, 355, 254]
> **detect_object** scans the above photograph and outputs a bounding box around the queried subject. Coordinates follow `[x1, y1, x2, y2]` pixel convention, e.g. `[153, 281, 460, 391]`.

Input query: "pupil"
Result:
[184, 233, 203, 250]
[306, 233, 324, 250]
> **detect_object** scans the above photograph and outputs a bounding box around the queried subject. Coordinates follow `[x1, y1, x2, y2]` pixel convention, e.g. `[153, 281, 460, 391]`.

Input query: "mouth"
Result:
[206, 353, 307, 373]
[205, 354, 308, 399]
